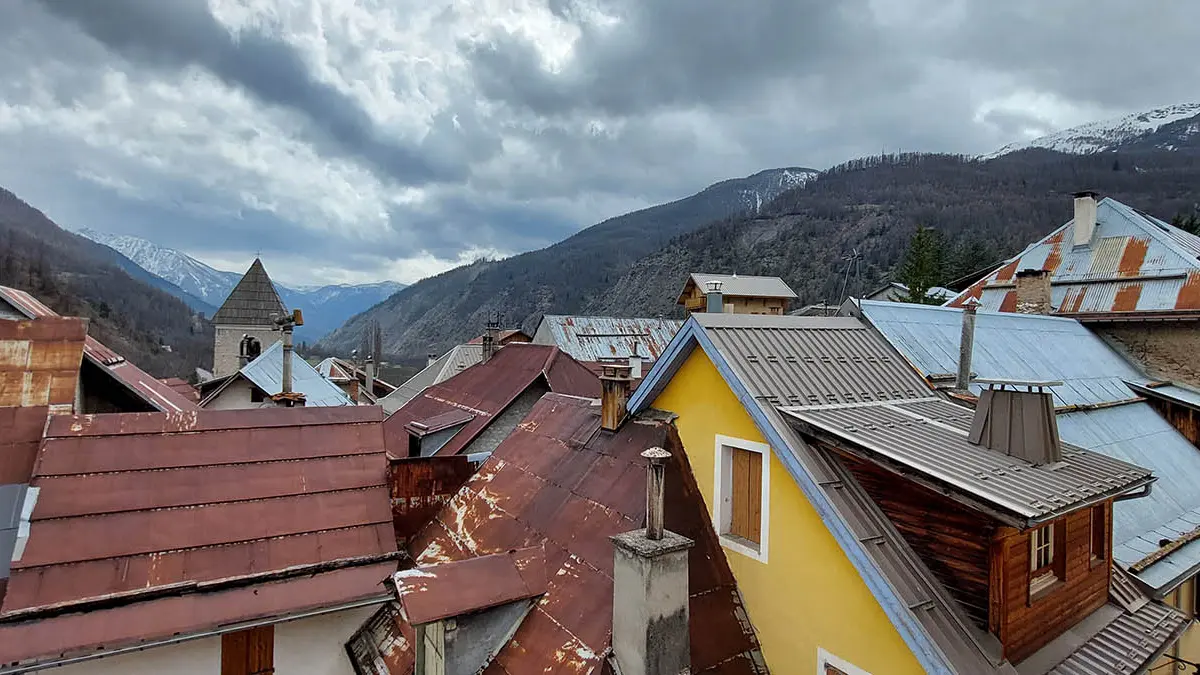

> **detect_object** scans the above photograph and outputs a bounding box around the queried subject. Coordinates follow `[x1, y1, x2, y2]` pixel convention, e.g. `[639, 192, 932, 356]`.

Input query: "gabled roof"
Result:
[466, 329, 531, 345]
[0, 287, 57, 319]
[350, 393, 766, 674]
[678, 273, 798, 303]
[380, 344, 483, 415]
[0, 406, 397, 668]
[533, 315, 683, 362]
[82, 336, 199, 413]
[201, 340, 353, 407]
[382, 344, 599, 458]
[212, 258, 287, 326]
[855, 300, 1200, 595]
[317, 357, 397, 396]
[946, 198, 1200, 317]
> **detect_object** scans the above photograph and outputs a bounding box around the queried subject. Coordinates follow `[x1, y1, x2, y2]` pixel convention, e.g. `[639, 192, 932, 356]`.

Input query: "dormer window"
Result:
[1030, 524, 1058, 595]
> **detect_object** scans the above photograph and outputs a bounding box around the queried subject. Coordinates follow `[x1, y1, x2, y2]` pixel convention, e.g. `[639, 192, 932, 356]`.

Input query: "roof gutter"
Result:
[0, 594, 390, 674]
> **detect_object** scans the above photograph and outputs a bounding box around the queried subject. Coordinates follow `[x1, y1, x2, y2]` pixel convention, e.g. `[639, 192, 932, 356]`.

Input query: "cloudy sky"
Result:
[1, 0, 1197, 286]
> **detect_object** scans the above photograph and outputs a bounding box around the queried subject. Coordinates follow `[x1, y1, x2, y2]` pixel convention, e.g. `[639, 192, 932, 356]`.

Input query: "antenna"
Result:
[836, 248, 863, 312]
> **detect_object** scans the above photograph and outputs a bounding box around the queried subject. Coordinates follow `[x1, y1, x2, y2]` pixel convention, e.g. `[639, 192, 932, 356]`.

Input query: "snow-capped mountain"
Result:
[984, 103, 1200, 158]
[738, 167, 819, 213]
[76, 229, 406, 341]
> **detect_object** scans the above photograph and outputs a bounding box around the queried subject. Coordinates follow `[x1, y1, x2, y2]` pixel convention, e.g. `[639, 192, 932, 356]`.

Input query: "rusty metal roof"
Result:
[82, 336, 199, 413]
[352, 392, 766, 675]
[783, 398, 1154, 527]
[381, 345, 485, 415]
[391, 547, 546, 625]
[319, 358, 398, 395]
[0, 318, 87, 412]
[532, 315, 683, 363]
[405, 410, 474, 437]
[211, 258, 287, 326]
[466, 329, 531, 345]
[947, 198, 1200, 316]
[159, 377, 200, 404]
[383, 344, 600, 459]
[0, 287, 56, 320]
[0, 405, 397, 666]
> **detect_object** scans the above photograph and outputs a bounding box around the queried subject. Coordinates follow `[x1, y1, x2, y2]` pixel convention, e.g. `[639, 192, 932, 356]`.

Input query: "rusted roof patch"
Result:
[391, 546, 546, 625]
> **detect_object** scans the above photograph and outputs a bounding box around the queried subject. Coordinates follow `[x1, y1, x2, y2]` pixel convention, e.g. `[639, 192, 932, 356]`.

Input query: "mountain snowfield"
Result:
[739, 167, 819, 213]
[984, 103, 1200, 158]
[76, 228, 405, 341]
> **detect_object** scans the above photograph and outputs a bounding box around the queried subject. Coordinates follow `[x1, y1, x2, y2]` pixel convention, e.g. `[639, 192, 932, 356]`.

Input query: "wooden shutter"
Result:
[222, 625, 275, 675]
[729, 448, 762, 544]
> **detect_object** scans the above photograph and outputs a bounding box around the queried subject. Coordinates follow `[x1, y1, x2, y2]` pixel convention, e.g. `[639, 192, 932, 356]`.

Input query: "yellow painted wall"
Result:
[1154, 576, 1199, 670]
[652, 349, 925, 675]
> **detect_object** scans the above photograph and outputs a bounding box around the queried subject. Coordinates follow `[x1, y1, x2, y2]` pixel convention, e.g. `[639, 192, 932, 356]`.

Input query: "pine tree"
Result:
[898, 226, 945, 305]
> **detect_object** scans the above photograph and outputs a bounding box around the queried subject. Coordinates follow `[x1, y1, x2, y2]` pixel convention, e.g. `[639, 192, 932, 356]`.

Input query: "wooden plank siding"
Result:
[1146, 397, 1200, 448]
[838, 453, 995, 627]
[730, 447, 762, 543]
[680, 286, 789, 315]
[222, 625, 275, 675]
[994, 504, 1111, 664]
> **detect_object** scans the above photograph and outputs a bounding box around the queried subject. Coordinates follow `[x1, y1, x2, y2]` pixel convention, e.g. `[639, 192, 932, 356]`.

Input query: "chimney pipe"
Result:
[705, 279, 724, 314]
[629, 342, 643, 380]
[427, 352, 438, 369]
[600, 363, 633, 431]
[481, 320, 498, 363]
[281, 324, 294, 395]
[957, 298, 978, 391]
[610, 448, 694, 675]
[1073, 191, 1099, 247]
[1014, 269, 1052, 314]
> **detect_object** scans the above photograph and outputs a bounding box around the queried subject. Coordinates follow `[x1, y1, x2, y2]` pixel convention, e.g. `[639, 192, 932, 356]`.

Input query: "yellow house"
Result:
[628, 313, 1188, 675]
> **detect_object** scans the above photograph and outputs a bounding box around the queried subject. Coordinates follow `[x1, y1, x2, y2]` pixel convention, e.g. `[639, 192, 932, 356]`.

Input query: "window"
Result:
[1090, 504, 1106, 562]
[1030, 524, 1058, 595]
[250, 387, 265, 403]
[818, 648, 871, 675]
[222, 625, 274, 675]
[714, 435, 770, 563]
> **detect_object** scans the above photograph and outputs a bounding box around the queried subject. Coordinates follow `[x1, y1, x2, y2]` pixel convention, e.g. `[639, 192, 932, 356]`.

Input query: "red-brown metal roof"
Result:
[393, 547, 546, 625]
[383, 344, 600, 459]
[0, 405, 398, 666]
[405, 409, 474, 437]
[0, 286, 57, 319]
[160, 377, 201, 403]
[466, 329, 532, 345]
[352, 393, 765, 675]
[0, 318, 87, 411]
[82, 336, 200, 412]
[0, 407, 49, 484]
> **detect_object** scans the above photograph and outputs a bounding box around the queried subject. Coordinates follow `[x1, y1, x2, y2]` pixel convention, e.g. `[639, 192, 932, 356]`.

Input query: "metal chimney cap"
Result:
[705, 280, 724, 293]
[962, 296, 981, 308]
[641, 447, 670, 463]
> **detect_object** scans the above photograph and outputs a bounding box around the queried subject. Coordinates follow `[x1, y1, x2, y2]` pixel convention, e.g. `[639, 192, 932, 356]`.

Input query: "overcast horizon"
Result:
[1, 0, 1197, 287]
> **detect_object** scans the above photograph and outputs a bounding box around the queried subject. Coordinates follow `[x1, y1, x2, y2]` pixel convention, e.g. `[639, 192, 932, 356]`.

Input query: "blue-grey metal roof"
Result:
[0, 484, 29, 579]
[858, 299, 1200, 594]
[240, 340, 352, 407]
[858, 300, 1146, 407]
[532, 315, 683, 363]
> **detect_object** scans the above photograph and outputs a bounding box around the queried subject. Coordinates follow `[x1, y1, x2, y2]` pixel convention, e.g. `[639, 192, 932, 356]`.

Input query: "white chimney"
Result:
[629, 342, 643, 380]
[1073, 191, 1099, 247]
[427, 352, 438, 368]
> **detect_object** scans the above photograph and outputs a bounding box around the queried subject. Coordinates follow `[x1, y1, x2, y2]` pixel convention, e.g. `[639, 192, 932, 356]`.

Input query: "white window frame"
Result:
[713, 434, 771, 563]
[817, 648, 872, 675]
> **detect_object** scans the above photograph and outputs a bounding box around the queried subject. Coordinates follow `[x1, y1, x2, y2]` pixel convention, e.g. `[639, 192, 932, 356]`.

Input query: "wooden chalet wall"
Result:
[1145, 397, 1200, 447]
[680, 286, 789, 315]
[838, 453, 995, 627]
[992, 503, 1112, 664]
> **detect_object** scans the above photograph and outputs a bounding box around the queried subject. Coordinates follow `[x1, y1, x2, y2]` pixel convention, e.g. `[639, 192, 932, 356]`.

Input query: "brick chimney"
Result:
[968, 380, 1063, 465]
[611, 448, 693, 675]
[600, 363, 632, 431]
[1014, 269, 1051, 314]
[705, 280, 724, 314]
[1073, 190, 1099, 247]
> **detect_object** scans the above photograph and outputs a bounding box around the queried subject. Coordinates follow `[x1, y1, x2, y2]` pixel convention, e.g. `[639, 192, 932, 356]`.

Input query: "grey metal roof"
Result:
[205, 340, 352, 407]
[380, 344, 483, 415]
[857, 300, 1146, 407]
[1127, 382, 1200, 411]
[1045, 595, 1188, 675]
[0, 484, 30, 580]
[532, 315, 683, 362]
[684, 273, 798, 300]
[946, 198, 1200, 315]
[783, 398, 1153, 526]
[693, 313, 929, 406]
[211, 258, 287, 326]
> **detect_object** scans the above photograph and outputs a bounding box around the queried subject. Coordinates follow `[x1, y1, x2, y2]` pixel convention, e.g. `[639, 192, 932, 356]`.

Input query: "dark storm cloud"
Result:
[35, 0, 476, 186]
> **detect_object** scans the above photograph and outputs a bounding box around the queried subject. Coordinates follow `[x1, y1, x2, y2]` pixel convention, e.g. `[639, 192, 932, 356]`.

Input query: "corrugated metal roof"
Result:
[533, 315, 683, 362]
[784, 398, 1153, 526]
[211, 258, 287, 326]
[0, 287, 57, 319]
[856, 300, 1200, 593]
[858, 300, 1145, 407]
[383, 344, 600, 459]
[223, 339, 352, 407]
[1046, 592, 1188, 675]
[0, 405, 397, 666]
[947, 198, 1200, 315]
[391, 547, 545, 625]
[682, 273, 798, 300]
[352, 392, 766, 675]
[83, 336, 199, 413]
[380, 344, 483, 415]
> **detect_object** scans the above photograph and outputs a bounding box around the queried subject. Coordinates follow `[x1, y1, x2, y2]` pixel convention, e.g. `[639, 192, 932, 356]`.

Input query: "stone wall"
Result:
[1098, 323, 1200, 388]
[212, 325, 280, 377]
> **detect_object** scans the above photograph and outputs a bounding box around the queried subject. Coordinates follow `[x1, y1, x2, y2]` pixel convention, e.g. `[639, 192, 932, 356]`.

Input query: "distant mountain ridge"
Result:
[984, 103, 1200, 158]
[317, 166, 817, 358]
[76, 229, 405, 340]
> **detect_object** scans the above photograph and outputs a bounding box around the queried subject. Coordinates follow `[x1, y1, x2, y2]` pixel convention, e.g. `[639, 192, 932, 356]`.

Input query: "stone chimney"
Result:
[610, 448, 693, 675]
[600, 363, 632, 431]
[968, 380, 1063, 465]
[481, 319, 499, 363]
[705, 280, 724, 314]
[1014, 269, 1052, 314]
[365, 354, 376, 398]
[956, 298, 978, 391]
[1073, 190, 1099, 247]
[629, 342, 643, 380]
